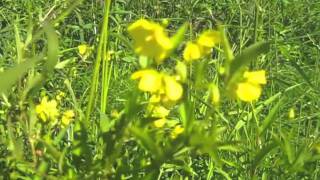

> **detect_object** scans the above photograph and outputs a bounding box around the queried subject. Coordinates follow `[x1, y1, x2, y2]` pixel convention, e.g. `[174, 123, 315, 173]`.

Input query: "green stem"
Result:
[85, 0, 112, 126]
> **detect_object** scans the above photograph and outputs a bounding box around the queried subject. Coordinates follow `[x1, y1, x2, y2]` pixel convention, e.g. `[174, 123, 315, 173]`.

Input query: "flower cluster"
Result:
[128, 19, 186, 135]
[36, 95, 75, 128]
[128, 18, 268, 137]
[183, 30, 221, 62]
[36, 96, 59, 122]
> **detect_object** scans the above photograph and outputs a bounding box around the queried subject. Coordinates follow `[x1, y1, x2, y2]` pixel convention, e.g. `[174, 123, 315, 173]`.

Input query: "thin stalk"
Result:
[100, 2, 113, 113]
[85, 0, 112, 126]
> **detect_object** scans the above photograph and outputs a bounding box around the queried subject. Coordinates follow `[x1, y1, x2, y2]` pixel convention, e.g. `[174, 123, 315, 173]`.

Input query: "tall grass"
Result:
[0, 0, 320, 179]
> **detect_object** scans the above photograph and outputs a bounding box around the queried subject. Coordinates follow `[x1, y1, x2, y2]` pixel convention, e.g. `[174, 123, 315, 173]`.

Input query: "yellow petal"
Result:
[243, 70, 266, 85]
[131, 69, 162, 92]
[197, 30, 221, 48]
[163, 76, 183, 101]
[154, 118, 166, 128]
[128, 19, 173, 63]
[183, 42, 202, 62]
[61, 110, 75, 127]
[171, 125, 184, 139]
[236, 82, 262, 102]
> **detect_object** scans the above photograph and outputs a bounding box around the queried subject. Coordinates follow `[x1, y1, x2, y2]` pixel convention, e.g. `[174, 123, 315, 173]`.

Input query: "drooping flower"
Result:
[236, 70, 266, 102]
[128, 19, 173, 64]
[36, 96, 59, 122]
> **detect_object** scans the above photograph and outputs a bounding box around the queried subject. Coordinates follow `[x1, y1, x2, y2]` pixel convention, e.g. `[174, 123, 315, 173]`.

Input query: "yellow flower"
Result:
[36, 96, 59, 122]
[61, 110, 75, 127]
[183, 30, 221, 62]
[151, 105, 170, 118]
[154, 118, 166, 128]
[128, 19, 173, 64]
[131, 69, 162, 92]
[236, 70, 266, 102]
[236, 82, 262, 102]
[78, 44, 89, 55]
[131, 70, 183, 102]
[56, 91, 66, 101]
[183, 42, 202, 62]
[163, 75, 183, 101]
[171, 125, 184, 139]
[197, 30, 221, 54]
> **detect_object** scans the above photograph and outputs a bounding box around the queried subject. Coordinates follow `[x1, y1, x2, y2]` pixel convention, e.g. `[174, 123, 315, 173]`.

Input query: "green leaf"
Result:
[179, 102, 194, 134]
[0, 56, 40, 96]
[252, 141, 278, 169]
[259, 98, 283, 135]
[55, 58, 75, 69]
[171, 22, 188, 50]
[129, 127, 162, 159]
[44, 25, 59, 74]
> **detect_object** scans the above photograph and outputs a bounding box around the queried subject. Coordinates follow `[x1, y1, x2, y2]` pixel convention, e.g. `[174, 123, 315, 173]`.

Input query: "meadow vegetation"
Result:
[0, 0, 320, 179]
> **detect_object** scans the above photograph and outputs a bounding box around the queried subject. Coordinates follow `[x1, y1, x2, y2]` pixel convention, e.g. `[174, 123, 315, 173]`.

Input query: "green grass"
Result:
[0, 0, 320, 179]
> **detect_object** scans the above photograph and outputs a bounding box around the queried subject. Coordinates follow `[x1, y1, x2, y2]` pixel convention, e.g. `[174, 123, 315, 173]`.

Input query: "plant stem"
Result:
[85, 0, 112, 127]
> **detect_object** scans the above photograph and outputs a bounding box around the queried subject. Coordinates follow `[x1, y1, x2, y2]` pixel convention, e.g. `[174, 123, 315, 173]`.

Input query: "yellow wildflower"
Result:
[236, 82, 262, 102]
[128, 19, 173, 64]
[131, 70, 183, 102]
[61, 110, 75, 127]
[171, 125, 184, 139]
[197, 30, 221, 55]
[183, 30, 221, 62]
[183, 42, 202, 62]
[151, 105, 170, 118]
[78, 44, 89, 55]
[56, 91, 66, 101]
[131, 69, 162, 92]
[163, 75, 183, 101]
[154, 118, 166, 128]
[36, 96, 59, 122]
[236, 70, 266, 102]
